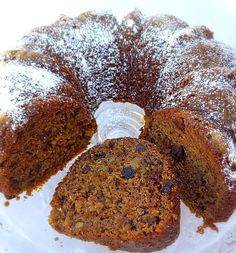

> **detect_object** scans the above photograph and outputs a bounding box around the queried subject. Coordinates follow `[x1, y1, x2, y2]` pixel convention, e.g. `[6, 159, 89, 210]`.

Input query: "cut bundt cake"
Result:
[0, 10, 235, 229]
[49, 138, 180, 252]
[140, 68, 236, 225]
[0, 50, 96, 197]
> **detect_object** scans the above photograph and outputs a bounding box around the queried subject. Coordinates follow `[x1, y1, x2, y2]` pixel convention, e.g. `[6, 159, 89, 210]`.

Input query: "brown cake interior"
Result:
[140, 109, 235, 224]
[49, 138, 179, 252]
[0, 98, 96, 198]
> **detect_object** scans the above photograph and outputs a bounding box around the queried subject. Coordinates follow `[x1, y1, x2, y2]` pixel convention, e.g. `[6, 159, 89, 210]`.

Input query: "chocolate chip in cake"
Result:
[171, 145, 186, 162]
[148, 216, 160, 225]
[82, 164, 93, 173]
[93, 151, 106, 160]
[135, 144, 147, 152]
[162, 180, 174, 194]
[122, 166, 136, 179]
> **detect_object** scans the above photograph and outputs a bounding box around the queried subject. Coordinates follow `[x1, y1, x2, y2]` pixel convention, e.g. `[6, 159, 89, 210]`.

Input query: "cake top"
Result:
[18, 12, 122, 111]
[1, 11, 236, 145]
[139, 21, 236, 102]
[0, 61, 64, 129]
[162, 68, 236, 130]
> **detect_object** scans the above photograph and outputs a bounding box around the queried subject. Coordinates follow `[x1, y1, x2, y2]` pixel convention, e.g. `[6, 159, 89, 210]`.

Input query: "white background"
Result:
[0, 0, 235, 50]
[0, 0, 236, 253]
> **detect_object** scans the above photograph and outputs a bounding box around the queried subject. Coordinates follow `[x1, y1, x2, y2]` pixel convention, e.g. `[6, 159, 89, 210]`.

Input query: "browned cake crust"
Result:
[49, 138, 180, 252]
[0, 98, 96, 198]
[18, 12, 124, 113]
[141, 68, 236, 225]
[0, 50, 96, 197]
[1, 50, 76, 83]
[141, 109, 236, 225]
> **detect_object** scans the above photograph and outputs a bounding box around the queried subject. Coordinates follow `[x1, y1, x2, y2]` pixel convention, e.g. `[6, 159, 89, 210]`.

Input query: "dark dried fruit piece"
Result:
[4, 194, 16, 200]
[82, 164, 93, 173]
[141, 207, 149, 215]
[122, 166, 136, 179]
[142, 157, 163, 167]
[173, 117, 185, 132]
[59, 195, 66, 204]
[146, 172, 159, 182]
[162, 180, 174, 194]
[135, 144, 147, 152]
[171, 145, 186, 162]
[148, 216, 160, 224]
[93, 151, 106, 160]
[128, 220, 137, 231]
[39, 132, 49, 142]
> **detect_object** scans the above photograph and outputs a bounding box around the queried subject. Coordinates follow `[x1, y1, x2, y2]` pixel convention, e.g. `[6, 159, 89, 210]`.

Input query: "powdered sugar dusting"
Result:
[18, 13, 122, 111]
[158, 38, 236, 100]
[0, 62, 63, 129]
[73, 15, 121, 109]
[227, 138, 236, 168]
[137, 17, 235, 112]
[139, 14, 189, 62]
[161, 67, 236, 187]
[132, 14, 189, 111]
[223, 138, 236, 191]
[162, 68, 236, 132]
[3, 10, 236, 189]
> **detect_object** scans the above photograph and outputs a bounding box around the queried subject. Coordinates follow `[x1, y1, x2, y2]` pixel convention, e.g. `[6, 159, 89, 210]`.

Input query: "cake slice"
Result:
[49, 137, 179, 252]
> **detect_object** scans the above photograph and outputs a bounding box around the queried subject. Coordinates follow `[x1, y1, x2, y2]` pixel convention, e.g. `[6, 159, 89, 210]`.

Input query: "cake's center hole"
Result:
[91, 101, 145, 144]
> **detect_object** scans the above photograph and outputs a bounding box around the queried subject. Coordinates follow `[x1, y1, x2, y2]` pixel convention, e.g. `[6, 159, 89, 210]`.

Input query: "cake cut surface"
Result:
[49, 138, 180, 252]
[140, 68, 236, 225]
[0, 50, 96, 197]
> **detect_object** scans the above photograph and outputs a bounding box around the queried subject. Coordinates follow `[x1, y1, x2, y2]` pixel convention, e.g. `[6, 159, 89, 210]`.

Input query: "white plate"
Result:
[0, 1, 236, 252]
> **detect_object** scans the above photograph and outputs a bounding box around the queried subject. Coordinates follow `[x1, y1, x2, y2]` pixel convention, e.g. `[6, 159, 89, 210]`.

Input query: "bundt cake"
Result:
[0, 9, 235, 227]
[49, 138, 180, 252]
